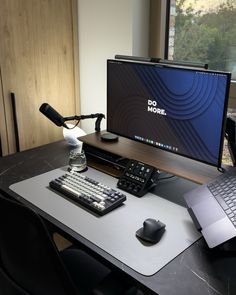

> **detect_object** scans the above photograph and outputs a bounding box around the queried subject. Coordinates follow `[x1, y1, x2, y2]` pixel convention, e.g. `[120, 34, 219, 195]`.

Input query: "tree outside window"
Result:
[168, 0, 236, 79]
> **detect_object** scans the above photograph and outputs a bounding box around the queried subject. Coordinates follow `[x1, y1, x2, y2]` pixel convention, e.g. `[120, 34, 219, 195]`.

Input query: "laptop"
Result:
[184, 167, 236, 248]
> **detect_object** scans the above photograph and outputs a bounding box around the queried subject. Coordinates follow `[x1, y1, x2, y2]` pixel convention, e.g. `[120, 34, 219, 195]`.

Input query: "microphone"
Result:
[39, 103, 68, 128]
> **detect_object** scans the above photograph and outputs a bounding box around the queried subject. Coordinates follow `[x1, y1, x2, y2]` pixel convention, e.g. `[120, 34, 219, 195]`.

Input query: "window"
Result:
[167, 0, 236, 76]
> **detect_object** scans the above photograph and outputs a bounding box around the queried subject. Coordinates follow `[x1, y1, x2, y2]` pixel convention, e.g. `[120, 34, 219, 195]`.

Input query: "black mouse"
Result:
[136, 218, 166, 244]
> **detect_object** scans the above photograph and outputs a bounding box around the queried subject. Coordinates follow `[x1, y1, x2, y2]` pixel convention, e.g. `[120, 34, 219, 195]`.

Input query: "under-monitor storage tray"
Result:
[80, 132, 222, 184]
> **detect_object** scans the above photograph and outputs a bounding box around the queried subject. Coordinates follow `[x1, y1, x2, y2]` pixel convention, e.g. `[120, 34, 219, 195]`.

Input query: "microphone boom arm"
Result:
[64, 113, 105, 132]
[39, 103, 105, 132]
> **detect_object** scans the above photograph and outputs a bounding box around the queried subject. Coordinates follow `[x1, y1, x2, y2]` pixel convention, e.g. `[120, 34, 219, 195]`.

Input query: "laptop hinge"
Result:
[187, 208, 202, 231]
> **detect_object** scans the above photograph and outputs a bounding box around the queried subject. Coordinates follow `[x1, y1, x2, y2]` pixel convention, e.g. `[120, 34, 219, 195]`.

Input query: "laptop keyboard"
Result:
[207, 168, 236, 226]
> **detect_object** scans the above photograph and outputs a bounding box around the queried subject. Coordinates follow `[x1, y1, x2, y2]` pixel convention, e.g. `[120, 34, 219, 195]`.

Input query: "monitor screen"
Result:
[107, 59, 231, 167]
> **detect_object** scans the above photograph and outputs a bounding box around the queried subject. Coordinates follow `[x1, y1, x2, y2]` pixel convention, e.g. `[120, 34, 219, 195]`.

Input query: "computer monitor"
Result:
[107, 59, 231, 168]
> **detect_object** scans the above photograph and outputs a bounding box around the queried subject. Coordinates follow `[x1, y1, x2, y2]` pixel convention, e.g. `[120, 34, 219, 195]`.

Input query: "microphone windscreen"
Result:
[39, 103, 65, 127]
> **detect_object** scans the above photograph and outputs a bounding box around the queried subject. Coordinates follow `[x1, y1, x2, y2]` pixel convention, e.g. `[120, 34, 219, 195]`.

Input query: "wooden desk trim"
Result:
[80, 132, 222, 184]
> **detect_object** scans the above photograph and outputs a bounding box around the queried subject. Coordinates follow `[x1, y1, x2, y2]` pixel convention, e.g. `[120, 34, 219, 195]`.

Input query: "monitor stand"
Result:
[79, 131, 222, 185]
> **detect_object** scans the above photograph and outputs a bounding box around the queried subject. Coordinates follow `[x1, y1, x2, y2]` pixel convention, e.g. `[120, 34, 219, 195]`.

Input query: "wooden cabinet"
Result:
[0, 0, 80, 156]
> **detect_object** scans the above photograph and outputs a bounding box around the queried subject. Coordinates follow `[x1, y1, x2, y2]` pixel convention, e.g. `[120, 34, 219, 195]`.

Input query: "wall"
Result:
[132, 0, 150, 57]
[78, 0, 150, 133]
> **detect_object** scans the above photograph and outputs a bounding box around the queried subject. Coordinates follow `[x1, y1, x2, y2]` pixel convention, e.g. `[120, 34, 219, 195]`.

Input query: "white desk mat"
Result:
[10, 167, 200, 276]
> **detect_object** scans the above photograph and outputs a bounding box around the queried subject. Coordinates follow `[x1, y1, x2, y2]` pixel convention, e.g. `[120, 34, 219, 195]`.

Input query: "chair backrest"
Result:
[0, 193, 78, 295]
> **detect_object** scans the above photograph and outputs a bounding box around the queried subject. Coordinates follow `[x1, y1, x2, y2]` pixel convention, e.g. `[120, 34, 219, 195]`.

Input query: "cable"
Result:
[217, 167, 225, 173]
[158, 174, 176, 181]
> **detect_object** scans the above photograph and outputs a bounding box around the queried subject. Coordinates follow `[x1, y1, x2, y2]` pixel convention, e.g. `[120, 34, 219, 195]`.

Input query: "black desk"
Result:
[1, 140, 236, 295]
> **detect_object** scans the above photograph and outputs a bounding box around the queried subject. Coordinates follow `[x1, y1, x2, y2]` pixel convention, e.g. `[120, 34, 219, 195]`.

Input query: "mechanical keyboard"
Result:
[49, 171, 127, 215]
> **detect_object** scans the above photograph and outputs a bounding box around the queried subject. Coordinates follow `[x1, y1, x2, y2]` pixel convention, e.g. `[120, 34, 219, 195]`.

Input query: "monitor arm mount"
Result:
[39, 103, 105, 132]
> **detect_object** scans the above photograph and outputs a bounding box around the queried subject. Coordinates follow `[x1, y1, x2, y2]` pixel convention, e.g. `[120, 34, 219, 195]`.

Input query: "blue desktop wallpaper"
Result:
[107, 60, 230, 166]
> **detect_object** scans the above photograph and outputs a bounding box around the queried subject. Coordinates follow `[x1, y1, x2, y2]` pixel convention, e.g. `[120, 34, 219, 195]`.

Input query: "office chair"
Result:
[0, 193, 140, 295]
